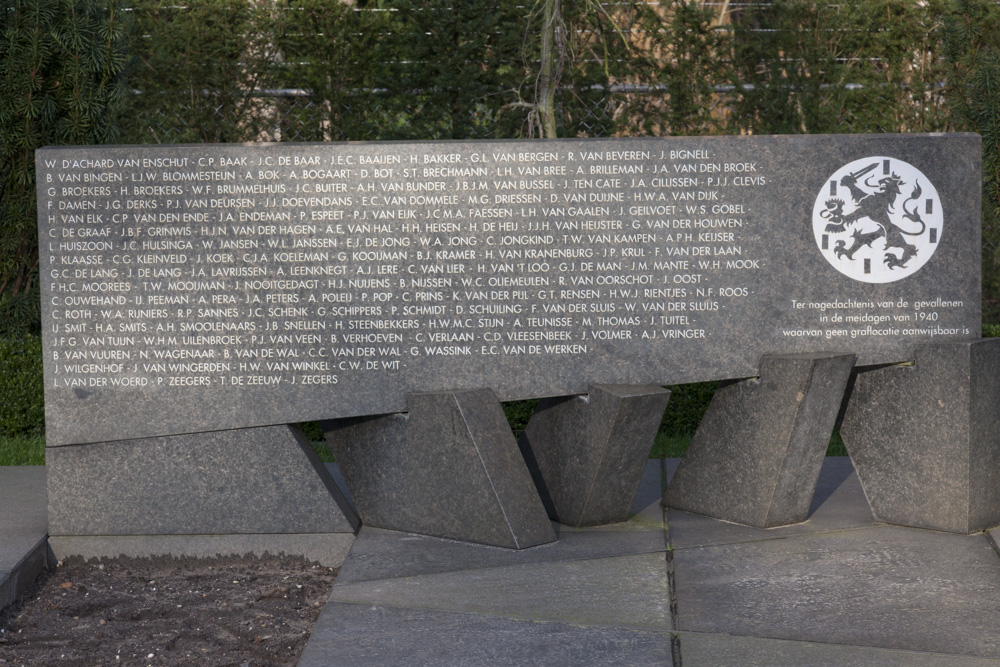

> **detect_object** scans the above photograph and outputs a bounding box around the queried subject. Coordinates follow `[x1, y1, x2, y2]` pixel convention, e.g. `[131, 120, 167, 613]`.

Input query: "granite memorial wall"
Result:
[39, 134, 997, 554]
[37, 135, 981, 446]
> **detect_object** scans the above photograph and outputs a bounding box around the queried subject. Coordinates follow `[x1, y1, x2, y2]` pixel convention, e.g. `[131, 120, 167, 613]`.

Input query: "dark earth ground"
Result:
[0, 555, 338, 666]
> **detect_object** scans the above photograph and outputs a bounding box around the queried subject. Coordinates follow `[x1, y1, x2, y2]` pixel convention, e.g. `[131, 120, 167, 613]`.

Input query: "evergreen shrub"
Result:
[0, 336, 45, 435]
[659, 382, 717, 437]
[0, 0, 129, 335]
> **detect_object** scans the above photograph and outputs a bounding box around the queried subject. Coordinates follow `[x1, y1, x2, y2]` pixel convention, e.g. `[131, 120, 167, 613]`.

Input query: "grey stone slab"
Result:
[334, 460, 667, 584]
[332, 552, 671, 632]
[675, 631, 1000, 666]
[0, 467, 49, 612]
[47, 424, 359, 536]
[663, 352, 856, 527]
[673, 525, 1000, 658]
[323, 388, 556, 549]
[336, 522, 666, 585]
[841, 339, 1000, 533]
[37, 136, 981, 446]
[47, 533, 354, 568]
[989, 529, 1000, 553]
[519, 384, 670, 526]
[0, 536, 50, 614]
[0, 467, 47, 570]
[299, 602, 671, 667]
[667, 457, 875, 549]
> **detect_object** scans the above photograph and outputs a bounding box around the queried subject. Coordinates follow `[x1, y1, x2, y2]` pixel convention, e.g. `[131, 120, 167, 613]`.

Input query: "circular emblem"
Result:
[812, 156, 942, 283]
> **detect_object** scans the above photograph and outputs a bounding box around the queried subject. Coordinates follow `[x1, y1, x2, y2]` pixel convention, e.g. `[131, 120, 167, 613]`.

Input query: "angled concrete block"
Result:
[47, 424, 359, 538]
[322, 388, 556, 549]
[840, 339, 1000, 534]
[519, 384, 670, 526]
[662, 352, 856, 528]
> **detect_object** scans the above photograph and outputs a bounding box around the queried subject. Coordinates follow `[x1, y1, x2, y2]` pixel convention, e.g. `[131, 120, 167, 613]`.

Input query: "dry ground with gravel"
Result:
[0, 554, 337, 666]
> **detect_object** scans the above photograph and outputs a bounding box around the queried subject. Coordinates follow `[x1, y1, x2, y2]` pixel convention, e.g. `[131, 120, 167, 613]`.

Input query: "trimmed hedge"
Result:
[0, 336, 45, 436]
[659, 382, 719, 437]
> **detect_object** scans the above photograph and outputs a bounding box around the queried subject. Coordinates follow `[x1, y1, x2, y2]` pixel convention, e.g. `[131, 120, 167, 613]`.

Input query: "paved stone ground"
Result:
[300, 459, 1000, 666]
[6, 460, 1000, 665]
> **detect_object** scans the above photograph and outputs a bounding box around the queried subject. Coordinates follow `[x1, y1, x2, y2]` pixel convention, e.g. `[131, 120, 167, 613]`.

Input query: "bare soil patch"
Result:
[0, 554, 337, 666]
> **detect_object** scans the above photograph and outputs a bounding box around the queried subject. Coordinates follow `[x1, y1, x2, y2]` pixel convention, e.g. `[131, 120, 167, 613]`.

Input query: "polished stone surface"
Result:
[47, 424, 359, 536]
[334, 522, 666, 586]
[841, 339, 1000, 533]
[0, 467, 47, 570]
[323, 388, 556, 549]
[519, 384, 670, 526]
[663, 352, 855, 527]
[37, 136, 982, 445]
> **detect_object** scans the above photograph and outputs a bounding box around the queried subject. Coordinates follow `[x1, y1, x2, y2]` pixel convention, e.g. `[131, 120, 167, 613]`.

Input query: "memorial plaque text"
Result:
[37, 136, 981, 444]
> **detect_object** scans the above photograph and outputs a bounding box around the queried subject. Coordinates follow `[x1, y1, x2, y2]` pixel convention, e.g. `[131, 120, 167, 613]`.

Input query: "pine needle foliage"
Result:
[941, 0, 1000, 303]
[0, 0, 128, 335]
[725, 0, 952, 135]
[118, 0, 274, 144]
[270, 0, 527, 142]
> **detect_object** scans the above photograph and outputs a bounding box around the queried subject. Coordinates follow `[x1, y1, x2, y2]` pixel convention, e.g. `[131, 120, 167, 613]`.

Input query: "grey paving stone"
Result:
[298, 602, 671, 667]
[47, 425, 358, 537]
[332, 552, 671, 632]
[675, 631, 1000, 666]
[0, 467, 47, 570]
[0, 467, 49, 611]
[664, 353, 855, 528]
[988, 529, 1000, 553]
[336, 522, 666, 585]
[0, 537, 49, 613]
[674, 525, 1000, 658]
[667, 457, 874, 549]
[323, 389, 556, 549]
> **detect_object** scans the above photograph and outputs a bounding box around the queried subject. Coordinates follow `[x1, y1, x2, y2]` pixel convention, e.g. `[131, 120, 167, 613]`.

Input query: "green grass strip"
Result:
[0, 433, 46, 466]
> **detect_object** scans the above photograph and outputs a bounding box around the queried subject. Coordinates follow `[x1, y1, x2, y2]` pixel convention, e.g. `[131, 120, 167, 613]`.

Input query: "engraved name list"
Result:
[37, 136, 980, 444]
